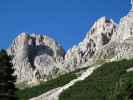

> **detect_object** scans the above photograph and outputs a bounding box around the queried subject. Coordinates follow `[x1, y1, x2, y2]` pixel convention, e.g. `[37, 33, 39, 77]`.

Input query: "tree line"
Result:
[0, 49, 17, 100]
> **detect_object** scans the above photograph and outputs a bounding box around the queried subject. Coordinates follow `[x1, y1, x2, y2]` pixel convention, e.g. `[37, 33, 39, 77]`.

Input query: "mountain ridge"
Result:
[7, 0, 133, 88]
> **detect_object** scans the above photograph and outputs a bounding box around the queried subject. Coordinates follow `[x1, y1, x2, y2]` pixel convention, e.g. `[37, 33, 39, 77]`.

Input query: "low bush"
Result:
[16, 73, 77, 100]
[59, 59, 133, 100]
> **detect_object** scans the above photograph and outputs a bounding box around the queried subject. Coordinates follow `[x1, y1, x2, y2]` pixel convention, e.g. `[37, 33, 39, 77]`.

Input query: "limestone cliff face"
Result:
[7, 0, 133, 85]
[95, 0, 133, 62]
[64, 17, 117, 70]
[112, 0, 133, 41]
[63, 0, 133, 70]
[8, 33, 65, 84]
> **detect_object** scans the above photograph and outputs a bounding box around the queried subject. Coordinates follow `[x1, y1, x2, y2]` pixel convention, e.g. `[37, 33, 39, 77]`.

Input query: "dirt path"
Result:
[30, 64, 101, 100]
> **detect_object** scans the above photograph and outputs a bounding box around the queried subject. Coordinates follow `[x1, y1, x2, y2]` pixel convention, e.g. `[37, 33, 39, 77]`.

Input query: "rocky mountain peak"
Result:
[130, 0, 133, 14]
[64, 17, 117, 70]
[8, 32, 65, 84]
[94, 0, 133, 62]
[7, 0, 133, 86]
[131, 0, 133, 10]
[8, 32, 29, 55]
[112, 0, 133, 41]
[84, 17, 116, 47]
[86, 17, 112, 37]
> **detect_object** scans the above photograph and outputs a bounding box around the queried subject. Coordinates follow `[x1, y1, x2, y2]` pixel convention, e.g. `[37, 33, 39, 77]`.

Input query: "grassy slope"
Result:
[59, 59, 133, 100]
[16, 73, 77, 100]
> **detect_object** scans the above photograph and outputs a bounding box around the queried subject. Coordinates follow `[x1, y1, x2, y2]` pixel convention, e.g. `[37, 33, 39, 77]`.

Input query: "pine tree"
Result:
[0, 49, 17, 100]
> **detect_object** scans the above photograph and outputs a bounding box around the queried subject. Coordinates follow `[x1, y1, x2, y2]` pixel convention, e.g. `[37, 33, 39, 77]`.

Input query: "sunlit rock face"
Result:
[97, 0, 133, 61]
[93, 38, 133, 63]
[64, 0, 133, 70]
[7, 0, 133, 86]
[112, 0, 133, 41]
[64, 17, 117, 70]
[8, 33, 65, 83]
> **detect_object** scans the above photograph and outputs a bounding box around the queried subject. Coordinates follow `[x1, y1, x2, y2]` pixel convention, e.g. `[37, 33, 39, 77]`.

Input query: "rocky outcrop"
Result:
[64, 17, 117, 71]
[29, 1, 133, 98]
[94, 0, 133, 62]
[7, 0, 133, 87]
[93, 39, 133, 63]
[112, 0, 133, 41]
[63, 0, 133, 71]
[8, 33, 65, 84]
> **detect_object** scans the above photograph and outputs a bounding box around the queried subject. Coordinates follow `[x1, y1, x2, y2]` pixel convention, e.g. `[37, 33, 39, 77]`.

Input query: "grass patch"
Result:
[16, 73, 77, 100]
[59, 59, 133, 100]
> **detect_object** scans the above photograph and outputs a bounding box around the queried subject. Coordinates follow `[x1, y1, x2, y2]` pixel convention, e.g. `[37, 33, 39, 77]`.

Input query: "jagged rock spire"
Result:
[131, 0, 133, 10]
[64, 17, 117, 70]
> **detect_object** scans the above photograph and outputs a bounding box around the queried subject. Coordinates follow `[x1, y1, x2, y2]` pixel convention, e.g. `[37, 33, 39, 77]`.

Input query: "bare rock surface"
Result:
[112, 0, 133, 41]
[64, 0, 133, 71]
[64, 17, 117, 71]
[21, 1, 133, 100]
[7, 0, 133, 89]
[8, 33, 65, 84]
[94, 0, 133, 62]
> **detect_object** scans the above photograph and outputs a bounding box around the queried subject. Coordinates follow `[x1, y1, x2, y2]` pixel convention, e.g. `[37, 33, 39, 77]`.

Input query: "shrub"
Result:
[0, 49, 17, 100]
[59, 59, 133, 100]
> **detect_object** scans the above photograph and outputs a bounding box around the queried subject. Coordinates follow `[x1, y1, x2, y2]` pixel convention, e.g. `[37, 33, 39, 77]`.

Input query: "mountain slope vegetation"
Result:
[59, 59, 133, 100]
[16, 72, 77, 100]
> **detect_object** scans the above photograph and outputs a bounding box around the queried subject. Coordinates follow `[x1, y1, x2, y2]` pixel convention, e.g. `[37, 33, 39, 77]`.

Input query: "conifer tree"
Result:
[0, 49, 17, 100]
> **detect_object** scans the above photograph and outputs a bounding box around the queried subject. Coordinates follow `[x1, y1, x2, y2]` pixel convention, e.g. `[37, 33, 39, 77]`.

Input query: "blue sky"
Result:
[0, 0, 131, 51]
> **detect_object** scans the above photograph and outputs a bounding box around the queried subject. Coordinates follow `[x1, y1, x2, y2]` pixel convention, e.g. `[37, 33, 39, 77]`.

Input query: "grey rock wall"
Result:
[7, 0, 133, 86]
[8, 33, 65, 84]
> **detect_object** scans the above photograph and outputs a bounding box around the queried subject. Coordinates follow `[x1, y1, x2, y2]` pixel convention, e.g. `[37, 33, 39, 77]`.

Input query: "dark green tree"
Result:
[0, 49, 17, 100]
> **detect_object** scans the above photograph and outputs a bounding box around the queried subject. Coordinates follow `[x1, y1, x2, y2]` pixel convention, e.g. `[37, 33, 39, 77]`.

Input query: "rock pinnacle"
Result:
[131, 0, 133, 10]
